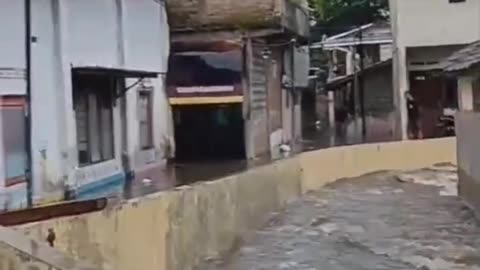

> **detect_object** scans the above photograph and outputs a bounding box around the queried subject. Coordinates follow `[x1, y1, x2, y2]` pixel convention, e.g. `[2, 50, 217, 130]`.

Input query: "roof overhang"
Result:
[312, 39, 393, 49]
[72, 67, 160, 78]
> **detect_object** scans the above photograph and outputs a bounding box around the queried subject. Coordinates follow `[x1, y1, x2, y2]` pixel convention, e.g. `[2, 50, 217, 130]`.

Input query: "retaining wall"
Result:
[17, 138, 456, 270]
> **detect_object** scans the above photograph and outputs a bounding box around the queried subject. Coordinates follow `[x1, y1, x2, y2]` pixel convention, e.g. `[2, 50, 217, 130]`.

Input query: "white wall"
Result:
[67, 0, 120, 68]
[30, 0, 66, 201]
[122, 0, 172, 171]
[0, 1, 26, 95]
[0, 0, 172, 207]
[391, 0, 480, 47]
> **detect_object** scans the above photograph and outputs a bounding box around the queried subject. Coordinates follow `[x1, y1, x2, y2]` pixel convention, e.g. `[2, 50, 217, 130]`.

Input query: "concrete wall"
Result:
[18, 138, 456, 270]
[301, 138, 456, 192]
[0, 225, 97, 270]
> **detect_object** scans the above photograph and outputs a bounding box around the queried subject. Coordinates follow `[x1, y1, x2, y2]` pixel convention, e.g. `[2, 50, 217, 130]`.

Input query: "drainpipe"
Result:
[24, 0, 33, 207]
[358, 26, 366, 142]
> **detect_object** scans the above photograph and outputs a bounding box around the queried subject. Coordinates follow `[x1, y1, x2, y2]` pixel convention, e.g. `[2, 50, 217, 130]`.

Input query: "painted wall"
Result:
[0, 0, 172, 208]
[19, 138, 456, 270]
[390, 0, 480, 48]
[0, 1, 26, 96]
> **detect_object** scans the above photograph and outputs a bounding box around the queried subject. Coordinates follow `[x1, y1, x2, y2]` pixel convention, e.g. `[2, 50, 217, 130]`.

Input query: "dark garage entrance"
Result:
[173, 103, 245, 161]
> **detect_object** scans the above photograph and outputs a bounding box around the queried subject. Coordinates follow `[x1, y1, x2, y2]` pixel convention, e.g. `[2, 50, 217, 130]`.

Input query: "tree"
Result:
[309, 0, 389, 35]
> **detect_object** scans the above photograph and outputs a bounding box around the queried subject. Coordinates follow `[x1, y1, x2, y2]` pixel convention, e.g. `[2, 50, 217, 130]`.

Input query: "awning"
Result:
[72, 67, 160, 78]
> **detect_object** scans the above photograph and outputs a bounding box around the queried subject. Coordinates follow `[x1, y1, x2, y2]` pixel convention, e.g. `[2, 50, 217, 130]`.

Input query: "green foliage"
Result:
[309, 0, 388, 34]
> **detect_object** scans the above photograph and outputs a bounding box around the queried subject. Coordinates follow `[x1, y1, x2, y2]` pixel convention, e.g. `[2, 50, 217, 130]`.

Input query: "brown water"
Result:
[122, 158, 271, 200]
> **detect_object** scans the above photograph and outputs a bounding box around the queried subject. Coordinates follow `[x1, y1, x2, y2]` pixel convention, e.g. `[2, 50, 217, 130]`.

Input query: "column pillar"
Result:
[458, 76, 474, 111]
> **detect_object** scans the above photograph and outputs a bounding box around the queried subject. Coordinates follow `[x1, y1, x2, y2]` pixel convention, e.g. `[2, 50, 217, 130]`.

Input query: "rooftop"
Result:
[442, 40, 480, 73]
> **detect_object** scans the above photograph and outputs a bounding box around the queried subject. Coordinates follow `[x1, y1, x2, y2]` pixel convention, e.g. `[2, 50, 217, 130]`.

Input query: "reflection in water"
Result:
[121, 117, 393, 201]
[122, 160, 262, 200]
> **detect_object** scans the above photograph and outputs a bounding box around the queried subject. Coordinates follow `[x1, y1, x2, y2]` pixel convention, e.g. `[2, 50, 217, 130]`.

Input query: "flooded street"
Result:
[122, 159, 270, 200]
[203, 165, 480, 270]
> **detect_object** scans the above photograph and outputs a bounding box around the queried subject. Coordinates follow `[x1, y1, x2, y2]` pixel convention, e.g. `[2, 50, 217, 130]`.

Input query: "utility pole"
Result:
[290, 39, 296, 151]
[24, 0, 33, 207]
[358, 26, 367, 141]
[352, 25, 366, 143]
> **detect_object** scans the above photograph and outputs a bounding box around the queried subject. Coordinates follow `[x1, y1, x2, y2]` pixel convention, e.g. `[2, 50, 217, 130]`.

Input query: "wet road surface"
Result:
[203, 166, 480, 270]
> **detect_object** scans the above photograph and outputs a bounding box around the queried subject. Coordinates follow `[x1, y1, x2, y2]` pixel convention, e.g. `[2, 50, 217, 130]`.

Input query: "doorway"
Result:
[173, 103, 245, 161]
[409, 72, 456, 138]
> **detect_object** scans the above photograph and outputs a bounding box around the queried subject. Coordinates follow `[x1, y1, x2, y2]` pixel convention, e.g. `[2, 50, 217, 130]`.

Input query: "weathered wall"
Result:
[20, 158, 302, 270]
[18, 138, 456, 270]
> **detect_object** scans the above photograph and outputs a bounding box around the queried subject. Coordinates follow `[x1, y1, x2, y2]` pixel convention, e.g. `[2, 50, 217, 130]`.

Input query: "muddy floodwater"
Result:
[122, 159, 270, 200]
[203, 165, 480, 270]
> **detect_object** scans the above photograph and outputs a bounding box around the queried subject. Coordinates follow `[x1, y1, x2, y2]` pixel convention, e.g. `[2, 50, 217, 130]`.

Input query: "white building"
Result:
[0, 0, 173, 210]
[443, 41, 480, 217]
[389, 0, 480, 139]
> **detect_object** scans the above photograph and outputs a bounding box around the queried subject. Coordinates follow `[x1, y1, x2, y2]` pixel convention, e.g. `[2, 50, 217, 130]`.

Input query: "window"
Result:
[138, 91, 153, 149]
[73, 72, 115, 166]
[0, 96, 27, 185]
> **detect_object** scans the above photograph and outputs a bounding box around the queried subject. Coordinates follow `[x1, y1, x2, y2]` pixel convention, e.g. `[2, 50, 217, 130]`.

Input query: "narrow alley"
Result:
[202, 165, 480, 270]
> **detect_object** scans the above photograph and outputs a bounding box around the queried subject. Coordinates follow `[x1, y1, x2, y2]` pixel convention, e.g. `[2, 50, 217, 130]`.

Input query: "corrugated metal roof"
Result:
[326, 58, 392, 90]
[442, 40, 480, 72]
[311, 22, 392, 49]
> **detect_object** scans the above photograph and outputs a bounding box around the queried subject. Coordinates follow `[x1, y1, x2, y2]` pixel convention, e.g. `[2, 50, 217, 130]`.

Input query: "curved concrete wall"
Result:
[301, 138, 456, 192]
[17, 138, 456, 270]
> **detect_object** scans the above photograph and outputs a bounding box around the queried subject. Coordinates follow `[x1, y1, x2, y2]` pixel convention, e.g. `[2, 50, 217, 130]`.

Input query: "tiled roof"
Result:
[443, 40, 480, 72]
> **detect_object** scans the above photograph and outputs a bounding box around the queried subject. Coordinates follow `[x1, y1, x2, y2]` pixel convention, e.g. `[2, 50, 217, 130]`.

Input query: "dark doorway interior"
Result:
[173, 103, 245, 162]
[409, 72, 457, 139]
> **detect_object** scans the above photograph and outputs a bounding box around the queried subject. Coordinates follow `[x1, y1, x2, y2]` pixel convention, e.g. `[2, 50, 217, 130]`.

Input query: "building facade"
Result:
[167, 0, 310, 161]
[310, 22, 395, 146]
[389, 0, 480, 139]
[0, 0, 172, 210]
[443, 41, 480, 217]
